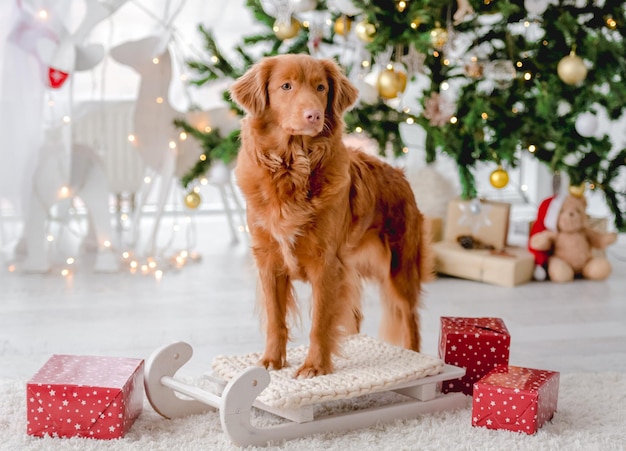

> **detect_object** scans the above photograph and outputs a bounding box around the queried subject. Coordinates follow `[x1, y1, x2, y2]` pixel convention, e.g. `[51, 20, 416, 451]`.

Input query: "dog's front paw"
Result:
[259, 352, 288, 371]
[295, 360, 332, 378]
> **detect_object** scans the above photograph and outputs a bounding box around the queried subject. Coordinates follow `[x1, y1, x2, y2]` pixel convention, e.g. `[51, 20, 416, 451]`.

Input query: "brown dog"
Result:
[231, 54, 433, 378]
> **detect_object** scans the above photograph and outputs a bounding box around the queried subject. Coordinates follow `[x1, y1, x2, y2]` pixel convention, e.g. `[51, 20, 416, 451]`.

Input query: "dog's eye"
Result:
[317, 84, 326, 92]
[281, 83, 292, 91]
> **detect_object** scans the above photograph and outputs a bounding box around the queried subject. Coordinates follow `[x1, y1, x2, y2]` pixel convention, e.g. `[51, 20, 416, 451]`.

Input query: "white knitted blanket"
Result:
[211, 335, 444, 409]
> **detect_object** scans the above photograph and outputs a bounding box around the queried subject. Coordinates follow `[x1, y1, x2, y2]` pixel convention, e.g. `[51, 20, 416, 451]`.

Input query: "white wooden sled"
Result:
[144, 336, 467, 447]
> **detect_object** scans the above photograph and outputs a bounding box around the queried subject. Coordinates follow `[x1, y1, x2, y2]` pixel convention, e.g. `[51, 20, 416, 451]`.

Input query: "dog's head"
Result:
[230, 54, 358, 137]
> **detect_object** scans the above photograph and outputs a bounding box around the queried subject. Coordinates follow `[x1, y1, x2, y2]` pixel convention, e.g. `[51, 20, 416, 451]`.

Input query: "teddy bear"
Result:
[528, 193, 617, 282]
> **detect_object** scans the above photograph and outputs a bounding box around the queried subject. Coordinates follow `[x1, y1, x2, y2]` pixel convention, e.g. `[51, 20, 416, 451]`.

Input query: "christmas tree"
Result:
[178, 0, 626, 230]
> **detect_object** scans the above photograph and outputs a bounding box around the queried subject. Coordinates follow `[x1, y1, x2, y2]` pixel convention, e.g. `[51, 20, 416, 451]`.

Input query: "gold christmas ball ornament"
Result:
[489, 166, 509, 189]
[557, 51, 588, 86]
[429, 25, 448, 50]
[396, 69, 408, 93]
[273, 17, 301, 40]
[333, 16, 352, 36]
[569, 183, 586, 198]
[376, 67, 405, 99]
[184, 191, 202, 209]
[355, 19, 376, 43]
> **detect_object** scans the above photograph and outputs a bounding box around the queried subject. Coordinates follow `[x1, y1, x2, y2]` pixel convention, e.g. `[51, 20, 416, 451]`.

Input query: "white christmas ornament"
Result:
[328, 0, 363, 16]
[524, 0, 550, 15]
[290, 0, 317, 13]
[575, 112, 598, 137]
[354, 79, 379, 105]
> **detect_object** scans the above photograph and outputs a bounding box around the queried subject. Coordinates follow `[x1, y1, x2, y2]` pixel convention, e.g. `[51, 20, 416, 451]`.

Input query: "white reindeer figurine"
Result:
[110, 35, 242, 255]
[17, 0, 127, 273]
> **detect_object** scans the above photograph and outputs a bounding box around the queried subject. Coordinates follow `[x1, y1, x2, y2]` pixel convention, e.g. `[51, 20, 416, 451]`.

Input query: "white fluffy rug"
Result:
[2, 372, 625, 451]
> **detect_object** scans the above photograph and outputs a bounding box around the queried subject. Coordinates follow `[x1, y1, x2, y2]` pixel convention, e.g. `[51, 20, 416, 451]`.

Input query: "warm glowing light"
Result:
[210, 56, 219, 63]
[180, 74, 188, 81]
[179, 132, 187, 140]
[302, 21, 310, 28]
[204, 126, 212, 133]
[200, 154, 207, 161]
[103, 240, 111, 248]
[397, 1, 407, 12]
[200, 178, 208, 185]
[355, 126, 363, 133]
[122, 251, 130, 259]
[38, 9, 48, 19]
[8, 265, 16, 272]
[606, 17, 617, 29]
[481, 112, 489, 120]
[169, 141, 176, 149]
[62, 116, 71, 124]
[61, 269, 70, 277]
[144, 176, 152, 184]
[450, 116, 458, 124]
[148, 261, 157, 269]
[66, 257, 75, 265]
[441, 81, 450, 90]
[386, 64, 394, 70]
[402, 147, 408, 153]
[524, 21, 530, 27]
[180, 250, 189, 258]
[433, 51, 440, 58]
[128, 134, 136, 142]
[521, 184, 528, 192]
[524, 72, 532, 80]
[528, 144, 536, 153]
[121, 213, 129, 221]
[47, 235, 54, 242]
[443, 59, 450, 66]
[406, 118, 415, 125]
[156, 97, 164, 104]
[516, 61, 523, 68]
[361, 60, 370, 68]
[192, 187, 200, 194]
[59, 186, 71, 198]
[155, 270, 163, 281]
[141, 264, 149, 273]
[130, 260, 138, 269]
[152, 57, 159, 64]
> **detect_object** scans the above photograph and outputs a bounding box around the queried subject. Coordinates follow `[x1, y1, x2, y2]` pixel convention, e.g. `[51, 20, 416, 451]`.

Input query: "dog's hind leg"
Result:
[379, 275, 421, 352]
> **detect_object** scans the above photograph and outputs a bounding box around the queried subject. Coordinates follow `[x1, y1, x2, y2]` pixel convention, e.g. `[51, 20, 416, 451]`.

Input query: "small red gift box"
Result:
[27, 355, 144, 439]
[438, 317, 510, 395]
[472, 365, 560, 434]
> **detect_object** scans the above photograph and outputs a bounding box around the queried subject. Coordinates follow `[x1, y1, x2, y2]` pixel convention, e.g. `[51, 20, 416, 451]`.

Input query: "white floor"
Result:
[1, 214, 625, 381]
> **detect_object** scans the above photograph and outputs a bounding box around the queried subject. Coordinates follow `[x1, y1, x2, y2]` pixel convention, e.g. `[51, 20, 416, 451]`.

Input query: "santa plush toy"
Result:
[528, 194, 566, 281]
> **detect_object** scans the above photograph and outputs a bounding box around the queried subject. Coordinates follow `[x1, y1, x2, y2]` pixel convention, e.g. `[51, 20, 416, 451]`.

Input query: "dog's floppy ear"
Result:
[321, 58, 359, 116]
[230, 58, 274, 116]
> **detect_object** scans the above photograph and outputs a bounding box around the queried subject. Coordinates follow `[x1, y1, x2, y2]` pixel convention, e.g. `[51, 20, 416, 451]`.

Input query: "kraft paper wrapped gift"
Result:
[433, 241, 535, 287]
[472, 365, 560, 434]
[27, 355, 143, 439]
[443, 199, 511, 250]
[438, 317, 511, 396]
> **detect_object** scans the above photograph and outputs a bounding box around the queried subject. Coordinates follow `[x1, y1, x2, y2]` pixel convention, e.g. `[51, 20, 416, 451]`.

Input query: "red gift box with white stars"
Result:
[26, 355, 143, 439]
[472, 365, 560, 434]
[438, 317, 510, 395]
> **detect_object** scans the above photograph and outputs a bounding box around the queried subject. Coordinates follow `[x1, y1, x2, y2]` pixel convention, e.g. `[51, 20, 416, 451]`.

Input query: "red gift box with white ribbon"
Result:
[472, 365, 560, 434]
[438, 317, 511, 395]
[26, 355, 143, 439]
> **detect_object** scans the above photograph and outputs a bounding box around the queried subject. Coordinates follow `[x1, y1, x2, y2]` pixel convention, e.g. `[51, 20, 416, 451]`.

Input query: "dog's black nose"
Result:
[304, 109, 322, 124]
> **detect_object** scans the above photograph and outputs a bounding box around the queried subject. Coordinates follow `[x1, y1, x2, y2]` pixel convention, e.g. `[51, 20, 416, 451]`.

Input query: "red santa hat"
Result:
[528, 194, 566, 266]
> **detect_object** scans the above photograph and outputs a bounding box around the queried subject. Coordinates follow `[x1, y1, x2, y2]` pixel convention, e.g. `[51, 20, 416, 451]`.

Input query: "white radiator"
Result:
[72, 100, 145, 196]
